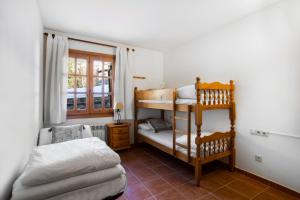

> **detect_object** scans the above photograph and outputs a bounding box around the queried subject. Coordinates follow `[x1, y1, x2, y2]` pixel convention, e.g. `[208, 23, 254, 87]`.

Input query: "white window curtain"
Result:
[113, 47, 134, 120]
[44, 34, 69, 125]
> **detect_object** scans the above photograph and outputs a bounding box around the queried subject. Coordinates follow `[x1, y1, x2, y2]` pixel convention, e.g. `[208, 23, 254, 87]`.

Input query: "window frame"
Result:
[67, 49, 115, 119]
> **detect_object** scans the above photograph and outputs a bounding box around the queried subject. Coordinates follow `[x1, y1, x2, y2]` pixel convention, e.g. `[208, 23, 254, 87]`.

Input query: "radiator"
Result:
[90, 125, 107, 143]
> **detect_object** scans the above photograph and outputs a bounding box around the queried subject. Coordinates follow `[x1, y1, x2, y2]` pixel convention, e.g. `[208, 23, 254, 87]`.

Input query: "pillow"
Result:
[38, 125, 92, 146]
[138, 123, 154, 131]
[177, 85, 196, 99]
[146, 118, 172, 133]
[51, 124, 84, 144]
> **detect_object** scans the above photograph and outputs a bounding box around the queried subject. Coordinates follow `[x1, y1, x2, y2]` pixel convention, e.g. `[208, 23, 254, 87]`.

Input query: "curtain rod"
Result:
[44, 33, 135, 51]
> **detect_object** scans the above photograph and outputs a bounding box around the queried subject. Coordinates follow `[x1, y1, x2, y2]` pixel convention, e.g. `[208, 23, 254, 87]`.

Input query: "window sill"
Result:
[67, 113, 114, 119]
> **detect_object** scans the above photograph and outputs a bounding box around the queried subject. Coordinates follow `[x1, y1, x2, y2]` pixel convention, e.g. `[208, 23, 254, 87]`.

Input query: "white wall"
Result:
[164, 0, 300, 192]
[0, 0, 43, 199]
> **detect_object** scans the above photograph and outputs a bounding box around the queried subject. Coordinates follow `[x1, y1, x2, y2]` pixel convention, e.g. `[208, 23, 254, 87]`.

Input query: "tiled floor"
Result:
[117, 145, 299, 200]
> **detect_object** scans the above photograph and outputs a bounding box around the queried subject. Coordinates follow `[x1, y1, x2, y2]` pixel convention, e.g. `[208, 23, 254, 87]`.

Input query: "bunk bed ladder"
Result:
[173, 105, 192, 163]
[172, 91, 177, 156]
[186, 105, 192, 163]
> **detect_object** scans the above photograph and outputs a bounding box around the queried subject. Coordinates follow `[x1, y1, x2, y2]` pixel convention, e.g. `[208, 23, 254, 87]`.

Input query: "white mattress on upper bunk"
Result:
[138, 98, 197, 105]
[138, 129, 213, 157]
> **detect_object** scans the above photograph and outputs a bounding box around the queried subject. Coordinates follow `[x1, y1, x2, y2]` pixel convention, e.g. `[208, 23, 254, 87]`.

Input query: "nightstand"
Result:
[106, 122, 130, 151]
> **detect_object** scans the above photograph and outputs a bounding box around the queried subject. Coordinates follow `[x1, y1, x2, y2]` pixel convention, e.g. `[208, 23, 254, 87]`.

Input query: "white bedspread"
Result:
[20, 137, 120, 186]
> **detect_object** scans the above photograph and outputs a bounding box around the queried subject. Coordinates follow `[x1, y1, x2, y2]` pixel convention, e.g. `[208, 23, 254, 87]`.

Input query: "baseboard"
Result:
[234, 167, 300, 198]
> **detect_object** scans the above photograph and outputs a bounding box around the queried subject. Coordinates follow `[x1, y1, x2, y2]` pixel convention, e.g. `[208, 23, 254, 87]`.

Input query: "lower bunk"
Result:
[136, 127, 235, 185]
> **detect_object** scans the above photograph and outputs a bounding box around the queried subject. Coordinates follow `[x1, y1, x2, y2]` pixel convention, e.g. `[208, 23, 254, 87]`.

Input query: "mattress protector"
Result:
[20, 137, 120, 186]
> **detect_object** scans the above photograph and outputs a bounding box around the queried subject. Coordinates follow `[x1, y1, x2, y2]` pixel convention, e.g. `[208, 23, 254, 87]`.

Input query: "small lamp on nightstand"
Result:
[114, 102, 124, 125]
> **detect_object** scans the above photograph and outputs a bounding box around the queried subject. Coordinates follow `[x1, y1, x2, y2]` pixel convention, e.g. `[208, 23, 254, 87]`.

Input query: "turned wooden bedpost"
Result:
[229, 80, 236, 171]
[172, 89, 177, 156]
[187, 105, 192, 163]
[195, 77, 203, 186]
[134, 87, 138, 144]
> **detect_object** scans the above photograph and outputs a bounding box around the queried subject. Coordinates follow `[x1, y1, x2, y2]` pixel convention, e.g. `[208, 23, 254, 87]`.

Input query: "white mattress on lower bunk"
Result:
[138, 98, 197, 105]
[138, 129, 213, 157]
[11, 165, 126, 200]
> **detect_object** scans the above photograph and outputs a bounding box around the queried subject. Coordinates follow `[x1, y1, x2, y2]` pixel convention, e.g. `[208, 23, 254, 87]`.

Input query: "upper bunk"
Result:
[134, 77, 235, 112]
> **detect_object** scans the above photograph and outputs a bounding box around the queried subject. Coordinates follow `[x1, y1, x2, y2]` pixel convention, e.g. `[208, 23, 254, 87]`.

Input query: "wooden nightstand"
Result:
[106, 122, 130, 150]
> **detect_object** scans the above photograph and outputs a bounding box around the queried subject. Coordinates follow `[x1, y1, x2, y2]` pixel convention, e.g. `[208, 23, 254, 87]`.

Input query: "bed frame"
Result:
[134, 77, 236, 186]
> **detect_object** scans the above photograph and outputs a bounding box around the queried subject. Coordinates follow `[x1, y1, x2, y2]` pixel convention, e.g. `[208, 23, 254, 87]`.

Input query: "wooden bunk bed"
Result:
[134, 77, 236, 186]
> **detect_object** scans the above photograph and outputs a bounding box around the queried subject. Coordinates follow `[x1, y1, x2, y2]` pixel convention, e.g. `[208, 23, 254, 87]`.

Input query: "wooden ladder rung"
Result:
[176, 142, 188, 149]
[174, 116, 188, 121]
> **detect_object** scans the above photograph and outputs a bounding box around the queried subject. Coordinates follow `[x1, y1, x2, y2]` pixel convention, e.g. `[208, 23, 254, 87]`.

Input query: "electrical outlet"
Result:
[255, 155, 262, 163]
[250, 129, 269, 137]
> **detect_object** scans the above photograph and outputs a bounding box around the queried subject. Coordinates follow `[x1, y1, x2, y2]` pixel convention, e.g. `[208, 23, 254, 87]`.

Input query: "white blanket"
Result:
[20, 137, 120, 186]
[12, 165, 125, 200]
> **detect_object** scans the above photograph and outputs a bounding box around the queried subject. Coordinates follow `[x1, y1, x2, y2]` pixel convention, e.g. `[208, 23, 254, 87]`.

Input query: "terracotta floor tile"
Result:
[144, 197, 156, 200]
[199, 194, 219, 200]
[179, 169, 195, 181]
[124, 183, 152, 200]
[118, 147, 299, 200]
[116, 193, 127, 200]
[126, 171, 140, 186]
[132, 168, 160, 182]
[213, 187, 248, 200]
[227, 179, 267, 199]
[143, 158, 164, 168]
[208, 169, 236, 185]
[177, 181, 209, 199]
[155, 189, 185, 200]
[150, 164, 176, 176]
[253, 187, 300, 200]
[161, 173, 190, 189]
[195, 175, 223, 192]
[144, 177, 172, 195]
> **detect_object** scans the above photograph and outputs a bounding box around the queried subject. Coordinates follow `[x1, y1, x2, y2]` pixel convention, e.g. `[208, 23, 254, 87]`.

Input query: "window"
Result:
[67, 49, 115, 118]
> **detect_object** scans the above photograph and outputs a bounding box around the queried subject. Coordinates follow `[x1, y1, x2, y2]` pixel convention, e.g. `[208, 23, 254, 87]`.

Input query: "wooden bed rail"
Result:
[195, 131, 234, 144]
[135, 88, 175, 100]
[197, 132, 234, 164]
[195, 79, 235, 106]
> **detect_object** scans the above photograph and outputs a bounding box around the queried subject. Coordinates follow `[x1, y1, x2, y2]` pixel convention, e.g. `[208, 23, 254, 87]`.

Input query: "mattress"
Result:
[19, 137, 120, 187]
[138, 129, 214, 158]
[47, 175, 126, 200]
[11, 165, 126, 200]
[138, 98, 197, 105]
[138, 84, 229, 105]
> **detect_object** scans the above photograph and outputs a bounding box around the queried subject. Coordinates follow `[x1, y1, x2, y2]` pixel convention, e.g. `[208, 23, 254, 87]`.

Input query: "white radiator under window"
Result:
[90, 125, 107, 143]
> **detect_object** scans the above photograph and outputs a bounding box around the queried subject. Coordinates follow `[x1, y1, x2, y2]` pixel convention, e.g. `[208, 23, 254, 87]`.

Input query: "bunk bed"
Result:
[134, 77, 236, 186]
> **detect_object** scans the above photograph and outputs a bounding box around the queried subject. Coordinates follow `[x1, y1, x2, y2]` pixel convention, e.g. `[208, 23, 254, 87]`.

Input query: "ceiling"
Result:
[38, 0, 281, 50]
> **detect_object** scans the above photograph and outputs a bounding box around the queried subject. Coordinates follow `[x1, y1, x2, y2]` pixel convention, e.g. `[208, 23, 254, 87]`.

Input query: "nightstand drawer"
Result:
[112, 140, 130, 149]
[112, 132, 129, 140]
[112, 127, 129, 135]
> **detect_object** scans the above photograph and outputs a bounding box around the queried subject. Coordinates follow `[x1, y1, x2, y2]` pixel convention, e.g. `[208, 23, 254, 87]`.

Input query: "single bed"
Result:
[11, 125, 126, 200]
